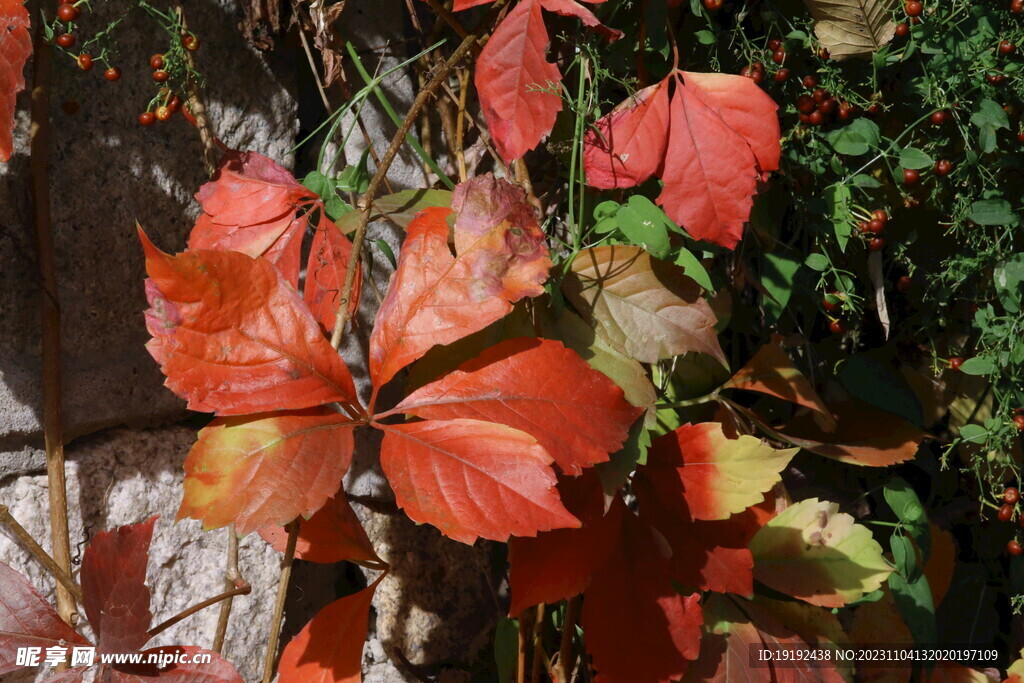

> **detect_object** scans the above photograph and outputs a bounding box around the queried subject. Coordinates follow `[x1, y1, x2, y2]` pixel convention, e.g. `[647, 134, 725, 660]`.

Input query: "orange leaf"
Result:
[141, 230, 359, 416]
[81, 517, 156, 654]
[720, 341, 835, 425]
[377, 418, 579, 544]
[189, 151, 318, 286]
[537, 0, 622, 40]
[178, 409, 356, 535]
[582, 511, 703, 682]
[369, 176, 549, 391]
[278, 575, 384, 683]
[475, 0, 562, 162]
[0, 0, 30, 162]
[778, 401, 925, 466]
[387, 337, 643, 474]
[508, 472, 624, 616]
[259, 491, 380, 565]
[584, 79, 671, 189]
[304, 215, 362, 335]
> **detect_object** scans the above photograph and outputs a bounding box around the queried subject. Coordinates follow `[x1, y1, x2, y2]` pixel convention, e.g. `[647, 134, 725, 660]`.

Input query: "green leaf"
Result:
[971, 98, 1010, 131]
[617, 196, 671, 259]
[593, 200, 620, 221]
[675, 248, 714, 292]
[695, 29, 716, 44]
[958, 356, 996, 375]
[969, 199, 1018, 226]
[302, 171, 334, 198]
[336, 148, 372, 194]
[827, 119, 880, 156]
[805, 253, 830, 271]
[324, 195, 353, 221]
[749, 498, 893, 607]
[958, 424, 988, 444]
[890, 534, 917, 580]
[849, 174, 882, 188]
[995, 255, 1024, 313]
[839, 355, 924, 427]
[883, 477, 929, 559]
[761, 252, 802, 323]
[890, 572, 937, 645]
[898, 147, 933, 170]
[596, 419, 651, 495]
[494, 618, 519, 683]
[374, 239, 397, 270]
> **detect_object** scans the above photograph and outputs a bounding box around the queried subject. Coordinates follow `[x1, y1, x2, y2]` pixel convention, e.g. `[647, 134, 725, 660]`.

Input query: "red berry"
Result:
[138, 111, 156, 126]
[823, 292, 841, 312]
[812, 88, 828, 103]
[1001, 41, 1017, 55]
[872, 209, 889, 223]
[829, 320, 845, 334]
[772, 49, 786, 65]
[1000, 504, 1015, 522]
[749, 70, 764, 85]
[182, 35, 200, 50]
[838, 102, 856, 121]
[1018, 130, 1024, 143]
[1015, 416, 1024, 432]
[930, 110, 949, 125]
[796, 94, 815, 114]
[155, 105, 172, 122]
[769, 38, 783, 51]
[76, 53, 92, 71]
[905, 1, 923, 15]
[152, 70, 170, 83]
[55, 33, 75, 48]
[809, 110, 824, 126]
[774, 68, 790, 83]
[895, 22, 909, 37]
[818, 47, 831, 59]
[987, 73, 1006, 84]
[1009, 540, 1023, 556]
[897, 275, 912, 293]
[949, 356, 965, 370]
[703, 0, 723, 10]
[802, 75, 819, 89]
[903, 168, 920, 185]
[869, 236, 886, 251]
[866, 102, 883, 116]
[150, 54, 165, 70]
[1014, 0, 1024, 12]
[935, 159, 953, 176]
[866, 218, 885, 234]
[167, 95, 182, 112]
[1006, 487, 1021, 503]
[104, 67, 121, 82]
[57, 3, 78, 21]
[819, 98, 837, 115]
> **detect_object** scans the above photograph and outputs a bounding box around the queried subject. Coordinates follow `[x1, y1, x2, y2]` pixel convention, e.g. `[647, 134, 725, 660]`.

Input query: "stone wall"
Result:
[0, 1, 500, 681]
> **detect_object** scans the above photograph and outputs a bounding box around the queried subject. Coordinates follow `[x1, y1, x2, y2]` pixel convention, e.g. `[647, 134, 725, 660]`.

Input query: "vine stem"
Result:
[557, 596, 581, 682]
[260, 519, 299, 683]
[211, 526, 241, 654]
[0, 506, 83, 604]
[149, 581, 252, 639]
[175, 5, 217, 176]
[30, 15, 76, 630]
[530, 603, 546, 682]
[329, 21, 494, 350]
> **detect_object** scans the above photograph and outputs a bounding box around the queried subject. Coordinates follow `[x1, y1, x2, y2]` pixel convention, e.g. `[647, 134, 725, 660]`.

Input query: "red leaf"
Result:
[0, 563, 89, 674]
[189, 151, 318, 286]
[81, 517, 157, 654]
[778, 401, 925, 466]
[640, 422, 795, 521]
[259, 491, 380, 565]
[475, 0, 562, 162]
[0, 0, 30, 162]
[537, 0, 622, 40]
[369, 177, 549, 391]
[141, 231, 359, 416]
[178, 409, 356, 536]
[377, 418, 579, 544]
[92, 647, 244, 682]
[303, 215, 362, 335]
[278, 576, 384, 683]
[453, 0, 493, 8]
[582, 511, 703, 682]
[387, 337, 642, 474]
[583, 79, 671, 189]
[508, 472, 624, 616]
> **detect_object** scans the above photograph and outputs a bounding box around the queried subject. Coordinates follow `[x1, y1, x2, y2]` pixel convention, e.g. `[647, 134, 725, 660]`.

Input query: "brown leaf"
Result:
[803, 0, 897, 60]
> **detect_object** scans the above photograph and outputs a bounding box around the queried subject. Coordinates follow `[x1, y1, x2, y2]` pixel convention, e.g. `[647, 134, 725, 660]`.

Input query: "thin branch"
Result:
[261, 520, 300, 683]
[330, 22, 492, 349]
[530, 603, 546, 683]
[0, 506, 83, 604]
[211, 526, 241, 654]
[516, 609, 531, 683]
[175, 6, 217, 175]
[557, 596, 581, 683]
[29, 16, 76, 629]
[149, 581, 252, 639]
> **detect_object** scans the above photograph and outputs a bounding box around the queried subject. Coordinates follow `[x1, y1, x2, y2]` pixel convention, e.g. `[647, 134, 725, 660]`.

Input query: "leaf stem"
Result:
[0, 505, 84, 604]
[261, 519, 299, 683]
[149, 581, 252, 639]
[30, 15, 77, 630]
[557, 596, 581, 682]
[211, 525, 242, 654]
